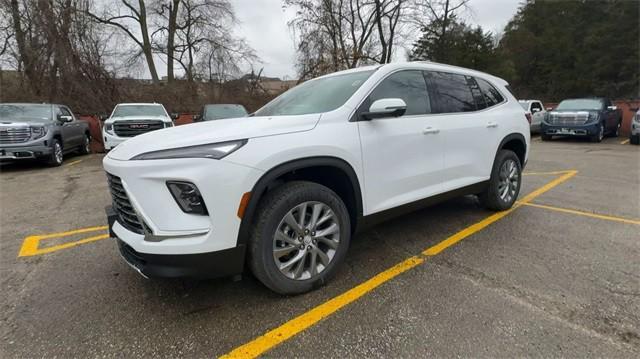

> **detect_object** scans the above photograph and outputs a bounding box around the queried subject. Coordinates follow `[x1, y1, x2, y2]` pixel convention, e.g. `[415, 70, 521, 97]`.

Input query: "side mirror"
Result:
[361, 98, 407, 120]
[58, 114, 73, 123]
[607, 105, 617, 111]
[170, 113, 179, 120]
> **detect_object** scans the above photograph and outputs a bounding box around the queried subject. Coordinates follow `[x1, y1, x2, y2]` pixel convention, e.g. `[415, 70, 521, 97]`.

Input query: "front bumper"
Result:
[541, 122, 600, 136]
[0, 142, 52, 160]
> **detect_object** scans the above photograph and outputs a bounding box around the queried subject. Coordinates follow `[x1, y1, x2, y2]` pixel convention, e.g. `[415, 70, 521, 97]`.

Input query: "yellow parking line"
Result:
[65, 159, 83, 166]
[220, 170, 577, 358]
[523, 170, 575, 176]
[620, 139, 630, 145]
[520, 202, 640, 225]
[19, 225, 109, 257]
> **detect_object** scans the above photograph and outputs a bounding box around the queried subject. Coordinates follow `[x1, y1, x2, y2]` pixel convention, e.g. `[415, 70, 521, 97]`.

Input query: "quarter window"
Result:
[467, 77, 487, 110]
[426, 71, 476, 113]
[476, 78, 504, 107]
[368, 70, 431, 116]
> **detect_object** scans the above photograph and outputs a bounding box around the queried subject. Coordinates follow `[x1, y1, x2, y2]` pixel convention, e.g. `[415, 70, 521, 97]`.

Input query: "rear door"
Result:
[60, 106, 83, 147]
[426, 72, 504, 191]
[357, 70, 445, 214]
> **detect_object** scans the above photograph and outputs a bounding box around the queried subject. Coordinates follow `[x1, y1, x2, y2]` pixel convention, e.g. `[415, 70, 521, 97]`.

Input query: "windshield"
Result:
[254, 70, 375, 117]
[519, 102, 529, 110]
[204, 105, 248, 120]
[556, 99, 603, 111]
[112, 104, 167, 117]
[0, 104, 52, 121]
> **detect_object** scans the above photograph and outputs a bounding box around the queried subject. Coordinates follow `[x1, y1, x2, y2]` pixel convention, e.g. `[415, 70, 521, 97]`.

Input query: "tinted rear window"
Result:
[426, 71, 476, 113]
[477, 78, 504, 107]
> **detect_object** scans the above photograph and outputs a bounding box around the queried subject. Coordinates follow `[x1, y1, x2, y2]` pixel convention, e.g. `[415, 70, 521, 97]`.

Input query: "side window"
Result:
[59, 107, 72, 117]
[467, 76, 487, 111]
[426, 71, 476, 113]
[477, 78, 504, 107]
[368, 70, 430, 116]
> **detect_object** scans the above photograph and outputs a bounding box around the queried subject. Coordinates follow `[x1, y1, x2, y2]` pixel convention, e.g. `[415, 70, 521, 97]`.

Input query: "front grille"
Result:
[106, 173, 149, 234]
[547, 113, 589, 126]
[113, 120, 165, 137]
[0, 127, 31, 144]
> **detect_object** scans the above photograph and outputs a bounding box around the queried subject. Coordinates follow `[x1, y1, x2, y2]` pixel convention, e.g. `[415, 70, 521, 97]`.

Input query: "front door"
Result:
[357, 70, 444, 214]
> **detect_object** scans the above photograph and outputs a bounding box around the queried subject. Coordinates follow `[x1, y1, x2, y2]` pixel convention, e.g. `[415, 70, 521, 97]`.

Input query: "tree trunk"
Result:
[137, 0, 159, 83]
[166, 0, 180, 82]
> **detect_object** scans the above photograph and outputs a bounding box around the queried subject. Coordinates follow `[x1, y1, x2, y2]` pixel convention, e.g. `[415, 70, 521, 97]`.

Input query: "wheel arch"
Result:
[236, 156, 363, 247]
[497, 133, 527, 168]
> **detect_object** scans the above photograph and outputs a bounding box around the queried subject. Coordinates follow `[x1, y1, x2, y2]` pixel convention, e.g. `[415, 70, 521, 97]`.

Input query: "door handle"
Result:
[423, 127, 440, 135]
[486, 122, 498, 128]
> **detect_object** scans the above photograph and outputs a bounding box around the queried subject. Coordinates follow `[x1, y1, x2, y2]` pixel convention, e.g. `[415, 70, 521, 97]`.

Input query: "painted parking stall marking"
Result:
[220, 170, 578, 358]
[18, 225, 109, 257]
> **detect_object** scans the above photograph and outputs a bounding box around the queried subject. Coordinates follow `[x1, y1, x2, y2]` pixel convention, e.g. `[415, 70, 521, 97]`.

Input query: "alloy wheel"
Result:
[599, 124, 604, 141]
[497, 159, 519, 203]
[84, 136, 90, 153]
[54, 142, 63, 164]
[272, 201, 340, 280]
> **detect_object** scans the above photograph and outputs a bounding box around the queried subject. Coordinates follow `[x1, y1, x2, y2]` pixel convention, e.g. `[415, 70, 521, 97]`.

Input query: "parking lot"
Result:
[1, 136, 638, 358]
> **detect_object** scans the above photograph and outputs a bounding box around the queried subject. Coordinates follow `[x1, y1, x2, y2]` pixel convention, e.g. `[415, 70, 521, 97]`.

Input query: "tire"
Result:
[248, 181, 351, 295]
[47, 139, 63, 166]
[611, 121, 620, 138]
[478, 149, 522, 211]
[78, 134, 91, 155]
[591, 123, 604, 142]
[631, 134, 640, 145]
[541, 133, 552, 141]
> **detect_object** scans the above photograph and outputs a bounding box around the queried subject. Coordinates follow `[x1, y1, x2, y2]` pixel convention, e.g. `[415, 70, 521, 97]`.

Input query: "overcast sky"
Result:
[233, 0, 522, 79]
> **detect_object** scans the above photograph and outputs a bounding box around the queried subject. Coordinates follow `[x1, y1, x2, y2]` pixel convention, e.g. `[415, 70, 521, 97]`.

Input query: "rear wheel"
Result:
[611, 121, 621, 137]
[78, 134, 91, 155]
[479, 149, 522, 211]
[631, 134, 640, 145]
[248, 181, 351, 295]
[47, 139, 63, 166]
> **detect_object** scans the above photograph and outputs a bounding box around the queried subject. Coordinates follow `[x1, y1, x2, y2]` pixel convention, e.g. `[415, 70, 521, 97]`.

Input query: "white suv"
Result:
[102, 103, 176, 150]
[103, 62, 530, 294]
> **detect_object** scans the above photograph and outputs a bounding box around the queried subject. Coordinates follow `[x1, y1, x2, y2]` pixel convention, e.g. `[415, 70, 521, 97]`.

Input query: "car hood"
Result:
[105, 115, 172, 124]
[107, 114, 321, 160]
[0, 120, 49, 128]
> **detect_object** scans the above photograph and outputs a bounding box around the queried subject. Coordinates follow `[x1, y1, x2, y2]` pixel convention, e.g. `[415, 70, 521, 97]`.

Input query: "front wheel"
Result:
[591, 123, 604, 142]
[248, 181, 351, 295]
[47, 139, 63, 166]
[631, 134, 640, 145]
[479, 149, 522, 211]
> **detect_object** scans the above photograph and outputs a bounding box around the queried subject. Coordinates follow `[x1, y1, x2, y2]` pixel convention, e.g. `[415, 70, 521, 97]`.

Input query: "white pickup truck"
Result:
[102, 103, 177, 150]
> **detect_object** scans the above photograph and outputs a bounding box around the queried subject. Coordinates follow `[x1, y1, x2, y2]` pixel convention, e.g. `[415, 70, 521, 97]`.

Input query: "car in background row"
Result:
[0, 103, 91, 166]
[103, 62, 530, 295]
[193, 104, 248, 122]
[518, 99, 546, 133]
[102, 103, 177, 151]
[631, 108, 640, 145]
[541, 97, 622, 142]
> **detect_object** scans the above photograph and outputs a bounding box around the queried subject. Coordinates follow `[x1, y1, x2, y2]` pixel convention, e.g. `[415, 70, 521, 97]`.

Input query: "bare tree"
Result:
[86, 0, 160, 83]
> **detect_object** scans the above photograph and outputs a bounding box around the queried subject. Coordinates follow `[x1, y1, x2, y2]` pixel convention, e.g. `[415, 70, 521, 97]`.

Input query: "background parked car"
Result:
[541, 97, 622, 142]
[193, 104, 248, 122]
[519, 100, 546, 133]
[630, 108, 640, 145]
[101, 103, 177, 150]
[0, 103, 91, 166]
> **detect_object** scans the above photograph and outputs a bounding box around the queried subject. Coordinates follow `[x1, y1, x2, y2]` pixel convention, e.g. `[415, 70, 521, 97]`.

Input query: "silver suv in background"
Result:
[102, 103, 177, 151]
[631, 108, 640, 145]
[519, 100, 546, 133]
[0, 103, 91, 166]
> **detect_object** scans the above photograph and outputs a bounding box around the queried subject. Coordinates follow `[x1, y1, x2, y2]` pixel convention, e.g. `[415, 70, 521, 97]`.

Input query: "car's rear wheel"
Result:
[479, 149, 522, 211]
[611, 121, 621, 137]
[631, 134, 640, 145]
[248, 181, 351, 295]
[47, 139, 63, 166]
[78, 134, 91, 155]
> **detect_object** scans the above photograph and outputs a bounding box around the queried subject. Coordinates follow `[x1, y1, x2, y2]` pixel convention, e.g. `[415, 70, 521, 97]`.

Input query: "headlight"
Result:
[30, 126, 47, 140]
[104, 123, 114, 135]
[587, 113, 599, 123]
[131, 139, 247, 160]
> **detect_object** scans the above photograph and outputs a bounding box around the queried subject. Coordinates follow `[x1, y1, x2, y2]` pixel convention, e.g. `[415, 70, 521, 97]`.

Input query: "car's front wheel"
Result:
[248, 181, 351, 295]
[631, 134, 640, 145]
[591, 123, 604, 142]
[47, 139, 63, 166]
[479, 149, 522, 211]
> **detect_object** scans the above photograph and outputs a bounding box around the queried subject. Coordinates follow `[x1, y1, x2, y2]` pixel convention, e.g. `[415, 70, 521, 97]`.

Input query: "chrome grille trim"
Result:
[113, 120, 165, 137]
[547, 113, 590, 126]
[0, 127, 31, 144]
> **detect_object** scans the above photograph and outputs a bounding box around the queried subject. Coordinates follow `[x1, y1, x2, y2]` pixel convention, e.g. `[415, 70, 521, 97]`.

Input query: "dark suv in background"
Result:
[0, 103, 91, 166]
[541, 97, 622, 142]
